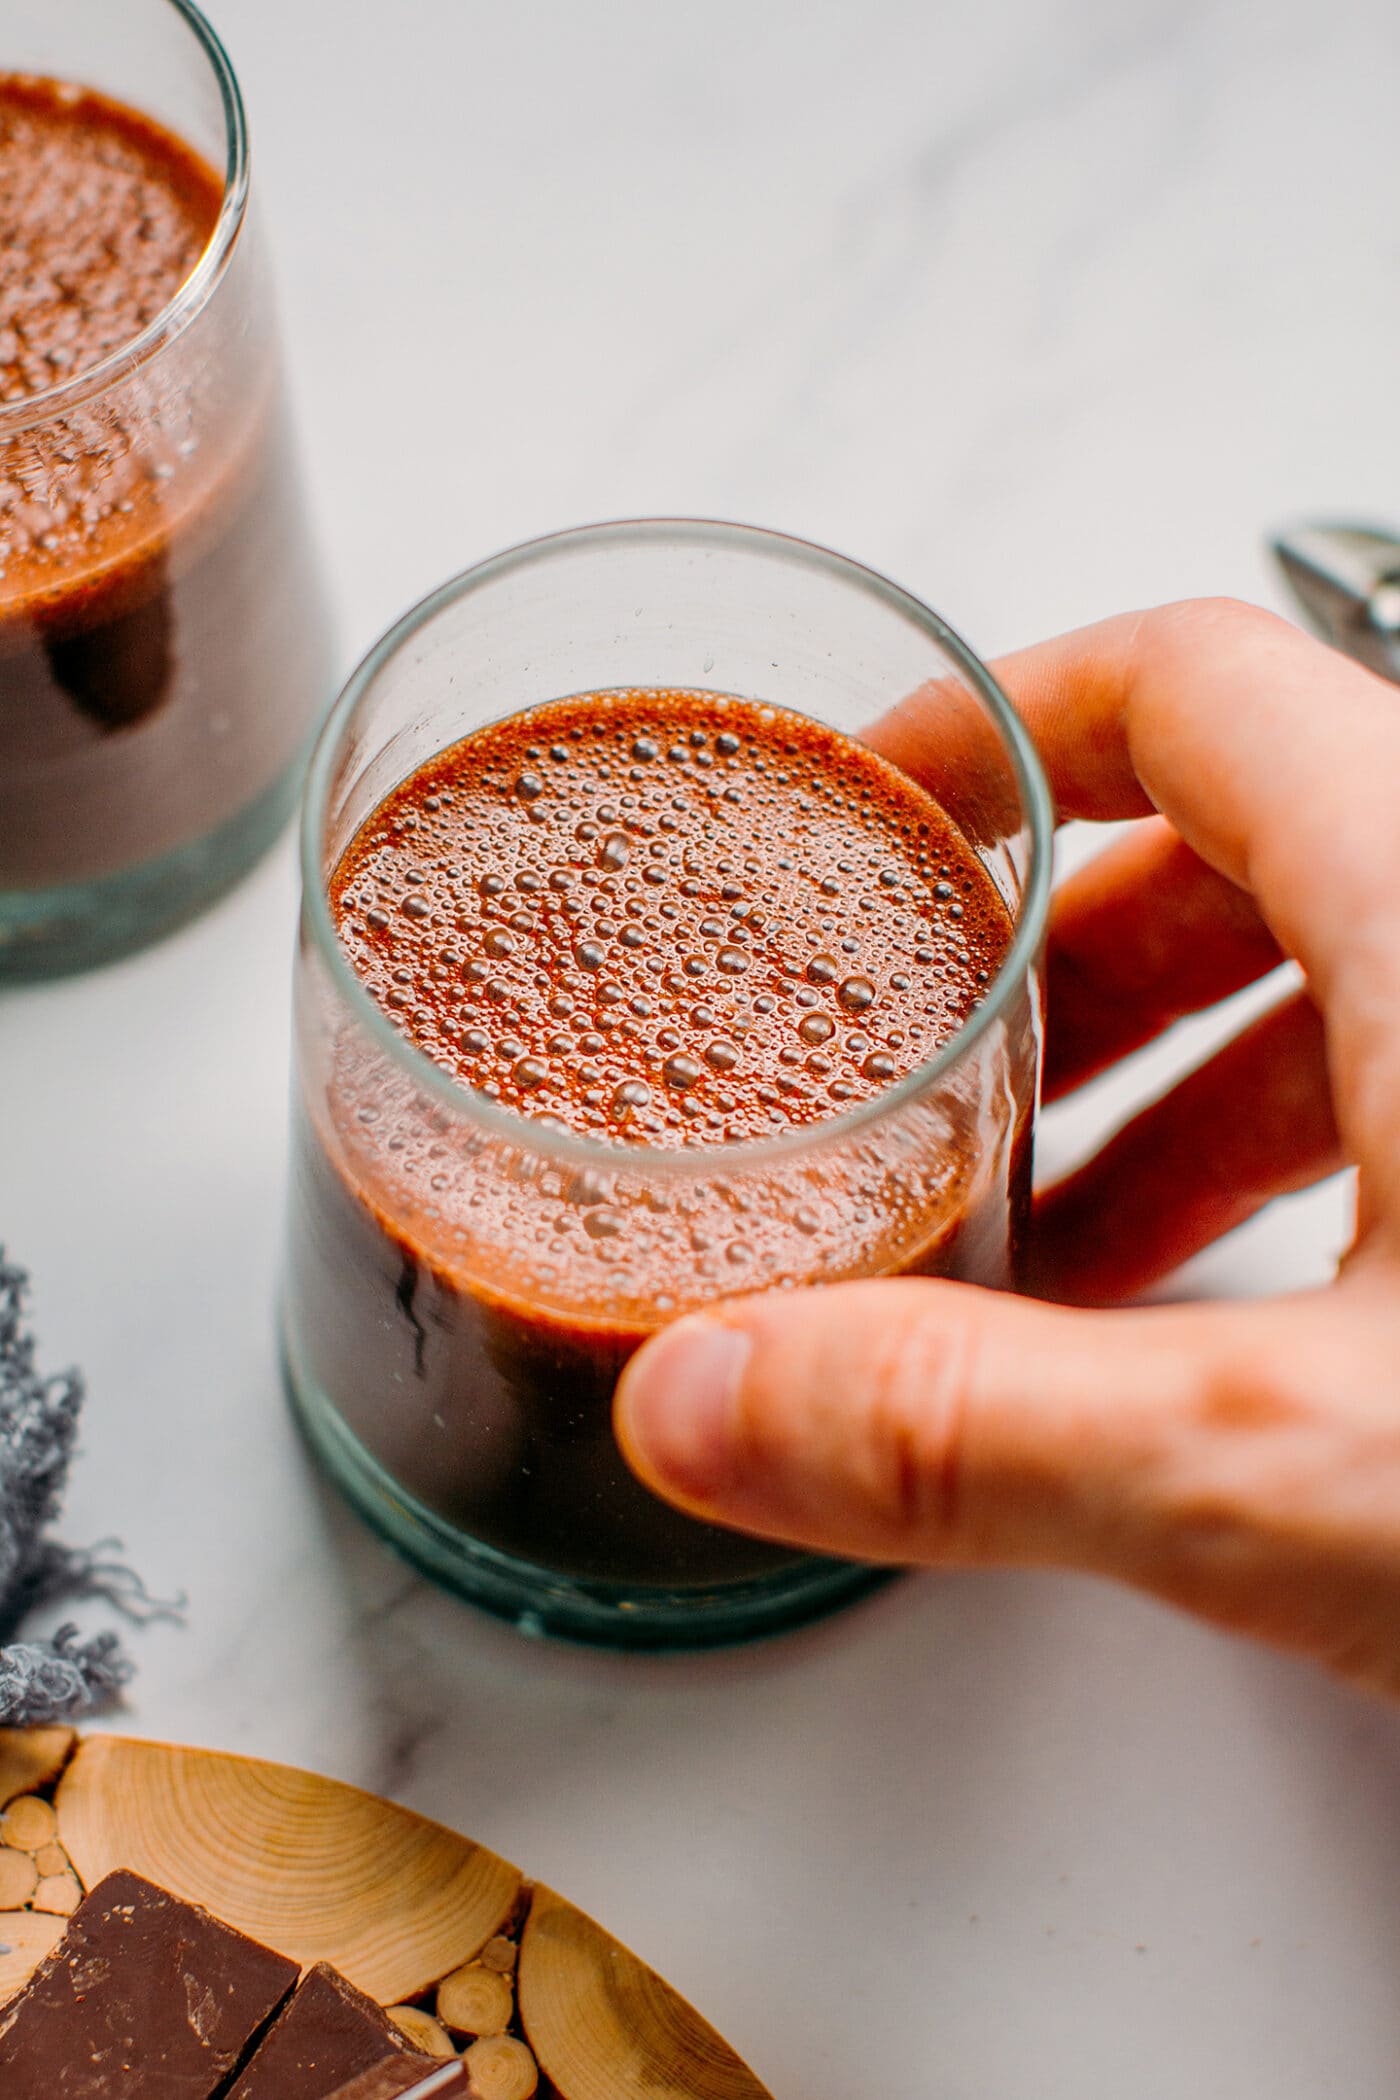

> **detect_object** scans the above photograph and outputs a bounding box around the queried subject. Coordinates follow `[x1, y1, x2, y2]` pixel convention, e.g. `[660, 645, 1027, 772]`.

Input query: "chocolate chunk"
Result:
[227, 1961, 431, 2100]
[323, 2061, 469, 2100]
[0, 1867, 298, 2096]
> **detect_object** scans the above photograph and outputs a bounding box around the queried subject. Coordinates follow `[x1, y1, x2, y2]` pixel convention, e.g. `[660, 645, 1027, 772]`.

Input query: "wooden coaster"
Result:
[0, 1731, 772, 2099]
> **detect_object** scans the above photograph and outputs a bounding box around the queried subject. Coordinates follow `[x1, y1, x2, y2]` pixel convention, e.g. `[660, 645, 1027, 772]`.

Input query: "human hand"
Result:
[615, 599, 1400, 1694]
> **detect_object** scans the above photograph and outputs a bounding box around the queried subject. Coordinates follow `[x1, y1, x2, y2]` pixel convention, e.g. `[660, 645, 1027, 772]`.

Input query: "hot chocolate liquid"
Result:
[289, 689, 1026, 1590]
[0, 75, 328, 928]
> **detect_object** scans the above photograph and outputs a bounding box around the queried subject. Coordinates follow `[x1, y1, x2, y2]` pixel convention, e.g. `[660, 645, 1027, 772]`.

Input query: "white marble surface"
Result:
[5, 0, 1400, 2092]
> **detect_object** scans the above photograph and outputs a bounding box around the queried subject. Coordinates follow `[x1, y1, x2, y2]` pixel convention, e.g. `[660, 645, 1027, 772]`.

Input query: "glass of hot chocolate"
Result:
[0, 0, 332, 977]
[283, 522, 1052, 1647]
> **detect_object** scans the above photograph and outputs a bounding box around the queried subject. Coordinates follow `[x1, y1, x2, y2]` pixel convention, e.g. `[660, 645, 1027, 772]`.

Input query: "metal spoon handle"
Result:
[1271, 521, 1400, 683]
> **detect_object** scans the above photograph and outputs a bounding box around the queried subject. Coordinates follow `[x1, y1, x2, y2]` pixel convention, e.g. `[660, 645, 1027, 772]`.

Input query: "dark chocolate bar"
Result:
[0, 1867, 299, 2097]
[323, 2060, 470, 2100]
[226, 1959, 431, 2099]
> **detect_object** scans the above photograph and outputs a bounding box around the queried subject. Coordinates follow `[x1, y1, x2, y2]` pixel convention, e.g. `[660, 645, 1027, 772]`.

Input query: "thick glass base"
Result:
[282, 1317, 888, 1650]
[0, 757, 305, 982]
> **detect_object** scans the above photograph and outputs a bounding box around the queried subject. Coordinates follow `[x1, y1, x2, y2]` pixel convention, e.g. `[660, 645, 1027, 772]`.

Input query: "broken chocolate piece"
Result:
[227, 1959, 431, 2100]
[0, 1867, 298, 2096]
[322, 2057, 470, 2099]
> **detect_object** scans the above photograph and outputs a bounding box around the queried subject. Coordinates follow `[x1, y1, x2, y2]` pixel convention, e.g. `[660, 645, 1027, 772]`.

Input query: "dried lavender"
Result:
[0, 1250, 175, 1723]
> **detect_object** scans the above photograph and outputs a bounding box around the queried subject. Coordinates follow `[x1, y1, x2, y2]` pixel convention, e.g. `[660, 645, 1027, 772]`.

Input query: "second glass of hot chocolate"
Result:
[283, 522, 1052, 1646]
[0, 0, 332, 976]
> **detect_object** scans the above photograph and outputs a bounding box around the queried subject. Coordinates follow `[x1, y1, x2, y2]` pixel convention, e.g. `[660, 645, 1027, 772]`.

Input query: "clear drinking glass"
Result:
[0, 0, 333, 977]
[282, 522, 1052, 1647]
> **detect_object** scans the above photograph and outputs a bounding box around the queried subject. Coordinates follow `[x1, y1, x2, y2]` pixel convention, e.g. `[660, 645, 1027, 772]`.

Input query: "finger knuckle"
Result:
[860, 1296, 982, 1548]
[1192, 1359, 1308, 1437]
[1159, 595, 1293, 652]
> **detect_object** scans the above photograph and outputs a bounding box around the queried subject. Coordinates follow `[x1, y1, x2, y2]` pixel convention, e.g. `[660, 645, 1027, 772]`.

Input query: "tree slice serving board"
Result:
[0, 1730, 773, 2100]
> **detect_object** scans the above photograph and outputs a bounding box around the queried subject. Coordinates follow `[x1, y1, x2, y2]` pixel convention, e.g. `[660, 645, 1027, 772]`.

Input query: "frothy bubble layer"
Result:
[331, 688, 1013, 1148]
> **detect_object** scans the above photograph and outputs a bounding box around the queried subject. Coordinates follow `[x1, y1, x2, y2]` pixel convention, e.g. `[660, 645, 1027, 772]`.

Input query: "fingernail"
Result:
[617, 1317, 752, 1507]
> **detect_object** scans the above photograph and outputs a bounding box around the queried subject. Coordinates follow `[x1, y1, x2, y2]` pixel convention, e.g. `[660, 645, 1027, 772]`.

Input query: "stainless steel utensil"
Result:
[1271, 522, 1400, 682]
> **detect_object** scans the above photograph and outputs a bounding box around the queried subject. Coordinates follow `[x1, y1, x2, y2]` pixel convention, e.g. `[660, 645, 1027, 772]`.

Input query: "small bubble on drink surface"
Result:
[838, 974, 875, 1013]
[806, 952, 839, 985]
[663, 1053, 704, 1090]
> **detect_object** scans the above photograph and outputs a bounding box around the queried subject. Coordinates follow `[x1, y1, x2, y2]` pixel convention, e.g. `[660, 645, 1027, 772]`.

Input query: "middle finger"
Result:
[1046, 815, 1285, 1101]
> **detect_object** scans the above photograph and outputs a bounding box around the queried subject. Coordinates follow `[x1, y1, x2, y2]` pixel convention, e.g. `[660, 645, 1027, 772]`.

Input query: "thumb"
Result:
[614, 1278, 1232, 1576]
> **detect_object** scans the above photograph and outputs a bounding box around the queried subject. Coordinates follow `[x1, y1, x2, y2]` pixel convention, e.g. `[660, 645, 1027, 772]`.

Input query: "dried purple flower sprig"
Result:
[0, 1250, 180, 1723]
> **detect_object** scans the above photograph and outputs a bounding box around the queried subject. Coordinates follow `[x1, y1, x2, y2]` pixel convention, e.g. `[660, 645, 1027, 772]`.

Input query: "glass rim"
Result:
[300, 517, 1055, 1176]
[0, 0, 249, 436]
